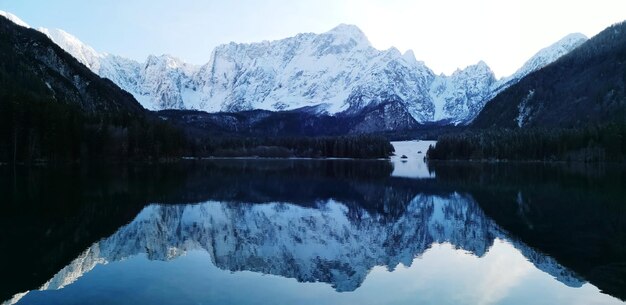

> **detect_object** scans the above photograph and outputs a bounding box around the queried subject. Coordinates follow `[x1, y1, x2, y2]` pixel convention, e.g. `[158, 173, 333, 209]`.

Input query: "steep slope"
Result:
[490, 33, 588, 95]
[36, 28, 103, 72]
[0, 15, 144, 116]
[429, 61, 496, 124]
[33, 27, 198, 110]
[0, 15, 186, 161]
[473, 21, 626, 128]
[0, 10, 29, 28]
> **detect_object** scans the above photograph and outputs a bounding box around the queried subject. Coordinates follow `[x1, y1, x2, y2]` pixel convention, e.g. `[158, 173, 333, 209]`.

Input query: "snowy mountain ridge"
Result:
[0, 11, 587, 125]
[491, 33, 588, 95]
[0, 10, 29, 28]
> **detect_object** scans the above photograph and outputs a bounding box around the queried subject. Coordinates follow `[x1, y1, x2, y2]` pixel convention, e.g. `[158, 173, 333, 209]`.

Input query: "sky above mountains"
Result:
[1, 0, 624, 78]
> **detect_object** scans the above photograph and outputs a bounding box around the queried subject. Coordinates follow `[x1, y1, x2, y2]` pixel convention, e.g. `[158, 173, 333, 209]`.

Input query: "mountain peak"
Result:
[145, 54, 190, 70]
[0, 10, 30, 28]
[476, 60, 489, 67]
[402, 50, 417, 63]
[543, 32, 588, 56]
[473, 60, 494, 74]
[506, 32, 587, 82]
[559, 32, 588, 44]
[328, 24, 363, 35]
[323, 23, 371, 47]
[38, 28, 90, 50]
[37, 27, 103, 72]
[449, 60, 492, 76]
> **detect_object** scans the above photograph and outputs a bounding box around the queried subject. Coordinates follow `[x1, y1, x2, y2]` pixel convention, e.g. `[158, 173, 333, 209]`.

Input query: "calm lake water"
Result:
[1, 156, 625, 304]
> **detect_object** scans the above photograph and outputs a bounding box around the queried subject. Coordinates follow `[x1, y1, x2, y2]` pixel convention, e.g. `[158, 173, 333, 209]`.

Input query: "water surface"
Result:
[1, 158, 624, 304]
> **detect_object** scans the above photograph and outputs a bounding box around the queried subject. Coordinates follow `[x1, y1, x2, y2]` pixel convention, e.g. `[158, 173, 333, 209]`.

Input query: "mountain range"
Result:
[0, 11, 587, 126]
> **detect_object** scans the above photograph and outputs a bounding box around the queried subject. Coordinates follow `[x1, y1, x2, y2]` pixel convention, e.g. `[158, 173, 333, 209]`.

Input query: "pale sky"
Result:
[1, 0, 625, 78]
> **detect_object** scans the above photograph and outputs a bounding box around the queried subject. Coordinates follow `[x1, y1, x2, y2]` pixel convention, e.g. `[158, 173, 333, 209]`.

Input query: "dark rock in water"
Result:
[400, 155, 408, 159]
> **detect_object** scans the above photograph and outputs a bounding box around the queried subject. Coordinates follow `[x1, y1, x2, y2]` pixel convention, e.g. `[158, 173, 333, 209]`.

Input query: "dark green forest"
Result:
[0, 95, 394, 162]
[0, 96, 394, 162]
[427, 124, 626, 162]
[0, 97, 188, 162]
[191, 135, 394, 159]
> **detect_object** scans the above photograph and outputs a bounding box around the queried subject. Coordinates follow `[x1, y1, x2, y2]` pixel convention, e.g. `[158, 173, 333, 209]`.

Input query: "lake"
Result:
[1, 149, 624, 304]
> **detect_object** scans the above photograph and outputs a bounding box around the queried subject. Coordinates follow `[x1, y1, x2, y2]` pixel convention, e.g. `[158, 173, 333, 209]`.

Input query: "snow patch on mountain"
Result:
[0, 11, 29, 28]
[430, 61, 496, 123]
[37, 28, 103, 71]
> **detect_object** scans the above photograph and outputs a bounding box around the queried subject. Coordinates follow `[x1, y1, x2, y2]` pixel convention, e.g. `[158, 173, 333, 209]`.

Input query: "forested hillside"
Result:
[427, 125, 626, 162]
[473, 21, 626, 128]
[0, 16, 186, 162]
[429, 21, 626, 161]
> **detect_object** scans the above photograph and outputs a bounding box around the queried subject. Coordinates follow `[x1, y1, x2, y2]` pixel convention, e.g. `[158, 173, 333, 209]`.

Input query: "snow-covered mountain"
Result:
[29, 27, 198, 110]
[1, 11, 587, 125]
[0, 10, 29, 28]
[429, 61, 496, 123]
[4, 192, 584, 304]
[192, 24, 436, 122]
[0, 11, 145, 117]
[491, 33, 588, 95]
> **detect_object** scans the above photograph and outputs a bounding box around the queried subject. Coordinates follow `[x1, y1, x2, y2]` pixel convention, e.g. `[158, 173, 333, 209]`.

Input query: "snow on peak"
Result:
[489, 32, 588, 100]
[326, 24, 369, 42]
[317, 24, 371, 50]
[0, 10, 30, 28]
[507, 33, 587, 82]
[402, 50, 418, 65]
[518, 33, 587, 73]
[453, 61, 493, 76]
[430, 61, 497, 124]
[35, 24, 200, 110]
[475, 60, 490, 69]
[385, 46, 402, 57]
[145, 54, 187, 70]
[559, 33, 588, 46]
[38, 27, 103, 72]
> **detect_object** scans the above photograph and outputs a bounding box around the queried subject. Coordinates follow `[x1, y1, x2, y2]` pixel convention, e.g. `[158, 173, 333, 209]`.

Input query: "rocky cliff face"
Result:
[429, 61, 497, 124]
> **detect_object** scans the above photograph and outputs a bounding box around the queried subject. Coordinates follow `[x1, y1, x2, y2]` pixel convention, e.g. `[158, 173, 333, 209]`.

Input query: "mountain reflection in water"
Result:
[1, 159, 624, 305]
